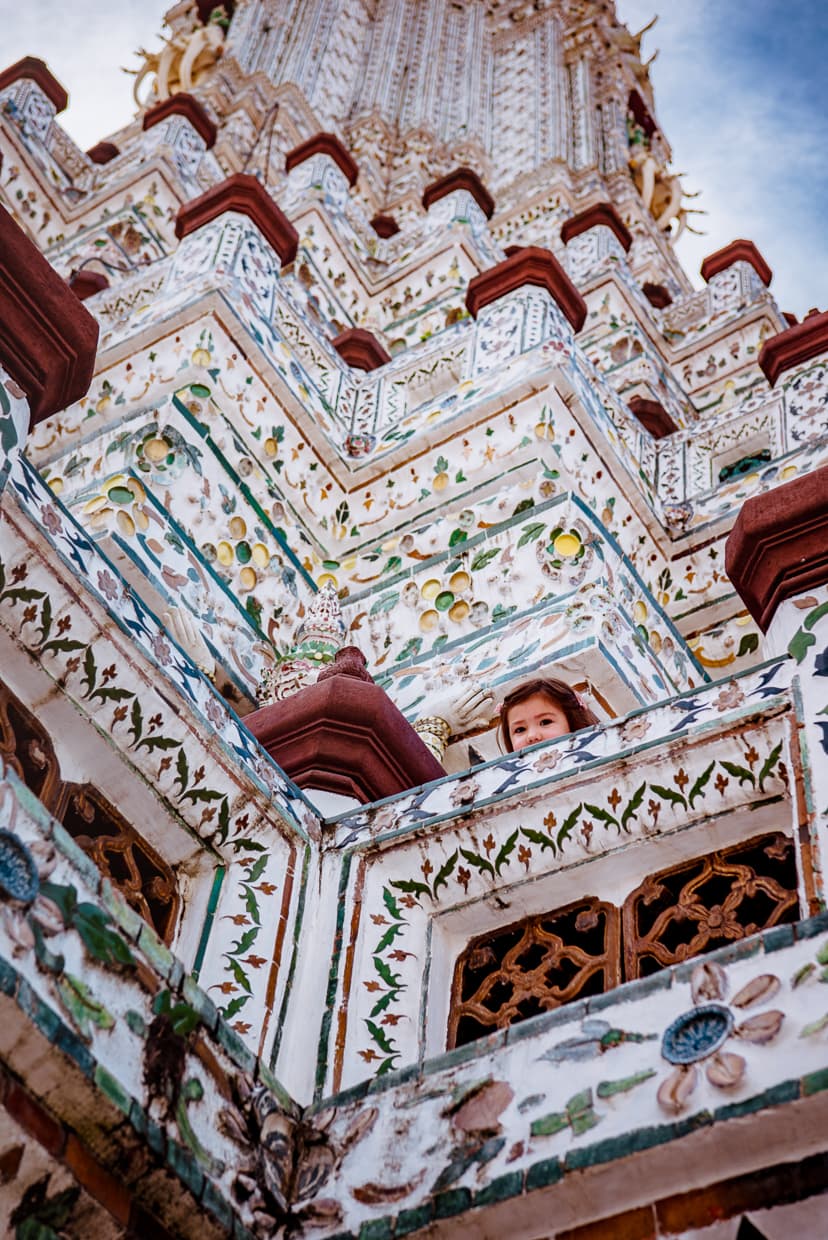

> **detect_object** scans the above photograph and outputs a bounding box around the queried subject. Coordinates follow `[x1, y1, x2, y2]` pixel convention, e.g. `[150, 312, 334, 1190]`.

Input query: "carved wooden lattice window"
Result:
[448, 832, 799, 1049]
[0, 682, 61, 811]
[0, 678, 178, 944]
[623, 832, 798, 979]
[57, 785, 179, 945]
[448, 897, 620, 1049]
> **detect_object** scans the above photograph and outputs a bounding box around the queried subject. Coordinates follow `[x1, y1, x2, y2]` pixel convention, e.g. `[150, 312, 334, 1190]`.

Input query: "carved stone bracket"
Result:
[331, 328, 391, 371]
[758, 309, 828, 387]
[0, 204, 99, 424]
[628, 396, 677, 440]
[422, 167, 495, 219]
[246, 655, 445, 802]
[175, 173, 299, 266]
[68, 270, 109, 301]
[285, 132, 359, 186]
[142, 92, 218, 148]
[0, 56, 67, 112]
[370, 214, 399, 238]
[725, 463, 828, 630]
[561, 202, 632, 252]
[700, 239, 772, 287]
[85, 141, 119, 165]
[466, 245, 587, 330]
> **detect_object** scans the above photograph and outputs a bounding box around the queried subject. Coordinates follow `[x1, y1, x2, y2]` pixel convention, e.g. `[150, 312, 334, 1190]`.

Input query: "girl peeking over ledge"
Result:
[498, 677, 600, 752]
[413, 675, 599, 764]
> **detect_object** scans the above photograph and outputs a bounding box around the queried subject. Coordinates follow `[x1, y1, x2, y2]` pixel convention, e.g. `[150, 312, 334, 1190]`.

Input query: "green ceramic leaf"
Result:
[649, 783, 687, 810]
[73, 903, 135, 968]
[621, 782, 647, 830]
[530, 1111, 568, 1137]
[596, 1069, 656, 1097]
[56, 973, 115, 1039]
[792, 962, 817, 987]
[804, 602, 828, 631]
[688, 762, 714, 809]
[470, 547, 501, 571]
[736, 632, 760, 658]
[720, 761, 756, 788]
[432, 850, 458, 896]
[788, 628, 816, 664]
[757, 742, 783, 792]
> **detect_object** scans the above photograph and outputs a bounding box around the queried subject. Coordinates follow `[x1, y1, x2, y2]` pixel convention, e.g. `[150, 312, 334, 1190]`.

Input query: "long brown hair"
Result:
[499, 677, 600, 752]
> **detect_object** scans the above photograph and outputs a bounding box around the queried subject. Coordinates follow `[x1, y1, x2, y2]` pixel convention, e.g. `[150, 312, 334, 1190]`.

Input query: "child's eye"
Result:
[540, 718, 554, 726]
[512, 724, 525, 733]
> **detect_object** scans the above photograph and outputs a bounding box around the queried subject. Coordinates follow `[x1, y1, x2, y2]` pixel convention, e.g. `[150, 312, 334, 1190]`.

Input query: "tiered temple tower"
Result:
[1, 1, 828, 1236]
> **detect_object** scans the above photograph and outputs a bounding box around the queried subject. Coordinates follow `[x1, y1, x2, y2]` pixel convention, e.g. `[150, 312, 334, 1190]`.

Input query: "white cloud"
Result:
[3, 2, 170, 151]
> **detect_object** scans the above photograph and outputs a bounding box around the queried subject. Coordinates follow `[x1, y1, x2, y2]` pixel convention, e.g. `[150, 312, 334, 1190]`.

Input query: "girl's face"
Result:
[507, 692, 571, 750]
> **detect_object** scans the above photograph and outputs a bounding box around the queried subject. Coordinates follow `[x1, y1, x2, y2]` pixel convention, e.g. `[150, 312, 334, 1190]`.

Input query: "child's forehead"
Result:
[508, 690, 565, 714]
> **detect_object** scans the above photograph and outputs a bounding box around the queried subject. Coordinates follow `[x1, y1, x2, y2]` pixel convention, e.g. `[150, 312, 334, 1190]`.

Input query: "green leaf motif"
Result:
[595, 1069, 656, 1098]
[720, 760, 756, 788]
[169, 1002, 201, 1037]
[224, 956, 252, 993]
[688, 762, 714, 809]
[244, 854, 268, 884]
[788, 628, 816, 664]
[470, 547, 501, 571]
[174, 748, 190, 796]
[804, 602, 828, 631]
[242, 885, 261, 925]
[73, 904, 135, 968]
[433, 850, 458, 897]
[228, 926, 259, 958]
[792, 962, 816, 987]
[81, 647, 97, 697]
[375, 1055, 399, 1076]
[520, 826, 556, 854]
[389, 878, 430, 901]
[799, 1013, 828, 1038]
[39, 881, 78, 924]
[495, 831, 518, 875]
[136, 734, 180, 752]
[459, 846, 495, 879]
[1, 586, 46, 605]
[584, 803, 620, 832]
[620, 782, 646, 832]
[373, 957, 403, 990]
[56, 973, 115, 1040]
[383, 888, 403, 922]
[370, 592, 398, 615]
[40, 638, 87, 656]
[366, 1019, 396, 1055]
[556, 804, 582, 851]
[517, 522, 546, 549]
[757, 742, 783, 793]
[34, 595, 52, 647]
[128, 699, 143, 746]
[370, 990, 397, 1018]
[530, 1110, 568, 1137]
[736, 632, 760, 658]
[650, 784, 687, 811]
[221, 994, 250, 1020]
[375, 923, 405, 954]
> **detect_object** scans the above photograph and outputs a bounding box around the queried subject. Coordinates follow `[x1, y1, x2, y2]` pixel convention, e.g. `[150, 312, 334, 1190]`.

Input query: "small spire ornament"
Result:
[259, 582, 348, 703]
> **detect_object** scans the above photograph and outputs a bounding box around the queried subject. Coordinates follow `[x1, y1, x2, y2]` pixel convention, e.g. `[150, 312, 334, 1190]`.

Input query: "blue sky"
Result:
[617, 0, 828, 317]
[4, 1, 826, 317]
